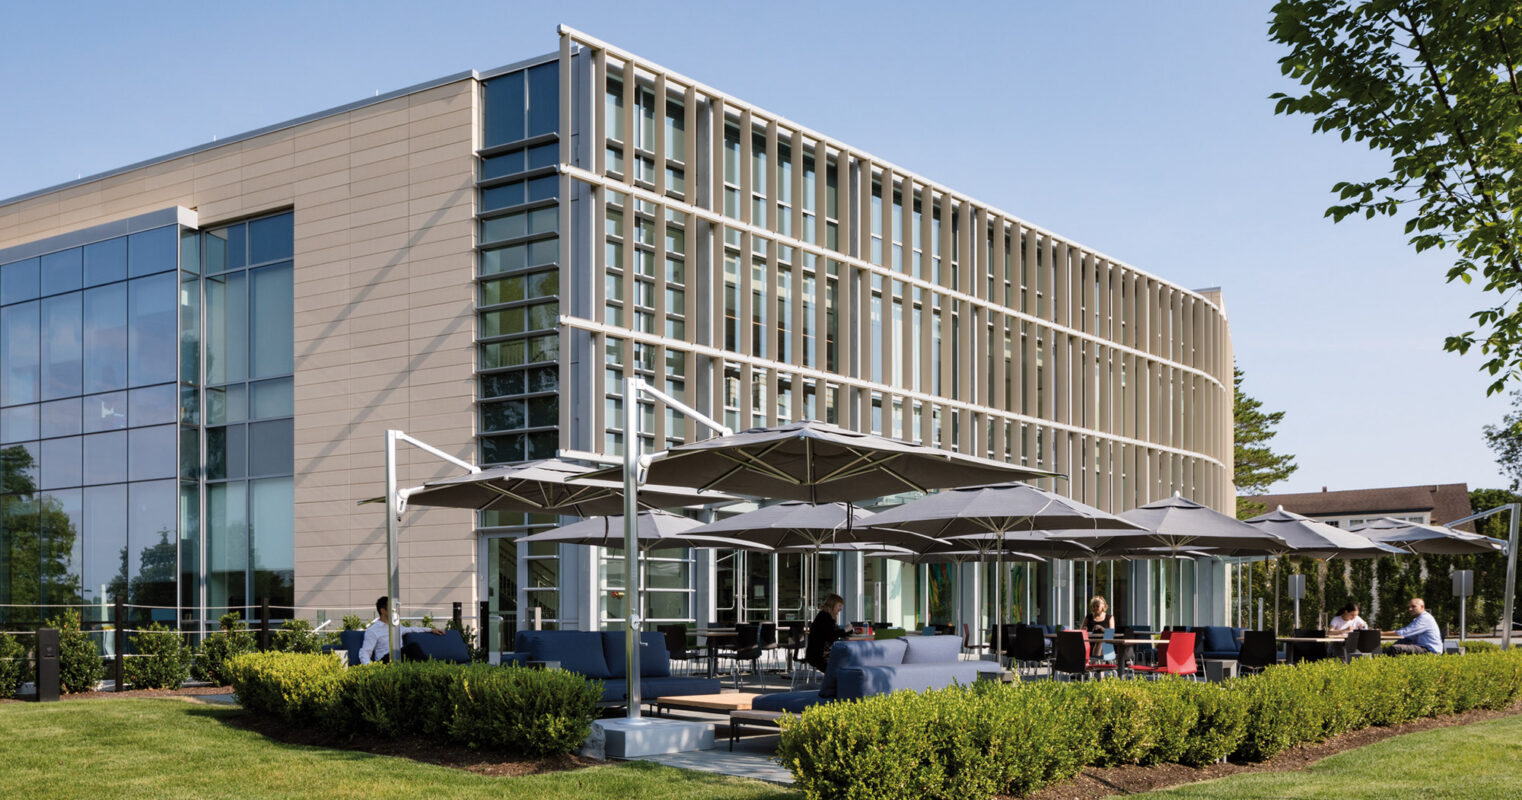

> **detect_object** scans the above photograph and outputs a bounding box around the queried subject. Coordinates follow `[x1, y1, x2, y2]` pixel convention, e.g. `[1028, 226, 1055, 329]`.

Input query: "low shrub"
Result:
[446, 665, 602, 755]
[272, 618, 322, 654]
[1140, 678, 1199, 765]
[341, 614, 365, 632]
[1177, 681, 1247, 766]
[46, 609, 103, 694]
[0, 633, 29, 699]
[124, 623, 191, 690]
[333, 661, 459, 739]
[226, 651, 345, 726]
[194, 613, 256, 685]
[1459, 639, 1500, 654]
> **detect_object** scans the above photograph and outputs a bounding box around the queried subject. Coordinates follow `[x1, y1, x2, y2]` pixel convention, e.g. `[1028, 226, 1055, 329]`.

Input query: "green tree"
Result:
[1234, 367, 1299, 518]
[1270, 1, 1522, 394]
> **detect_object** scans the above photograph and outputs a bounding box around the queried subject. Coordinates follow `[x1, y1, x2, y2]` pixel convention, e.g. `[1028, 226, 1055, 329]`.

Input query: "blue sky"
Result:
[1, 1, 1510, 499]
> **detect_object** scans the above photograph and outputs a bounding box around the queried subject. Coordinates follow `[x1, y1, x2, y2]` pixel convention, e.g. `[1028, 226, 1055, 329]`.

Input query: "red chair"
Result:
[1053, 630, 1118, 681]
[1132, 631, 1196, 679]
[962, 623, 990, 658]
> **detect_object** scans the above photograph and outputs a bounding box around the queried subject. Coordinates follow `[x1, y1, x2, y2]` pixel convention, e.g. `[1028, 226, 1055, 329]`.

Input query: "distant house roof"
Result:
[1243, 483, 1474, 530]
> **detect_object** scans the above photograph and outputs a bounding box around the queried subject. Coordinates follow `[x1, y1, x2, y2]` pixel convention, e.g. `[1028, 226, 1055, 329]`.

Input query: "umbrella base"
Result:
[592, 717, 714, 759]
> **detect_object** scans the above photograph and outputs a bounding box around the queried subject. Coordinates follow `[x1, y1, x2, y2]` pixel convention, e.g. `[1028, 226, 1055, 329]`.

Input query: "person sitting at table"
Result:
[1384, 597, 1442, 656]
[805, 594, 849, 672]
[1328, 602, 1368, 660]
[1082, 595, 1114, 660]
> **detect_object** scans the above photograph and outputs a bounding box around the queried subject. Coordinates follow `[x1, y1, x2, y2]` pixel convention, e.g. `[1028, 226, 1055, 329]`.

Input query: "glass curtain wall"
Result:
[0, 225, 185, 628]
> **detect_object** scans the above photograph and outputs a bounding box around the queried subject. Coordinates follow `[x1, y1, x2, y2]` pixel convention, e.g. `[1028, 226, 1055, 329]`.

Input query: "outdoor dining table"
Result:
[1040, 631, 1158, 674]
[1276, 635, 1347, 664]
[696, 628, 738, 678]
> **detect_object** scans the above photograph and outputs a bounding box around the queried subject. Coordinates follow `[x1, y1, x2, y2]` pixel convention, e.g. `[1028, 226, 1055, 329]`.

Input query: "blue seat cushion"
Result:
[753, 691, 829, 714]
[401, 629, 470, 664]
[595, 675, 720, 703]
[835, 662, 999, 699]
[514, 631, 611, 678]
[600, 631, 672, 678]
[819, 639, 907, 698]
[901, 634, 961, 664]
[338, 629, 366, 666]
[1201, 626, 1240, 657]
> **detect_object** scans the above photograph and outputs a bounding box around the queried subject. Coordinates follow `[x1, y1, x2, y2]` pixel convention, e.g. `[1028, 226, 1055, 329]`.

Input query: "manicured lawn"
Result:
[1133, 712, 1522, 799]
[0, 699, 798, 800]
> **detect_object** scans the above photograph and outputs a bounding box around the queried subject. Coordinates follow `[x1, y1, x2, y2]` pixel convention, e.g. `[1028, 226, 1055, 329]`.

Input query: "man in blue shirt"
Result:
[1385, 597, 1442, 655]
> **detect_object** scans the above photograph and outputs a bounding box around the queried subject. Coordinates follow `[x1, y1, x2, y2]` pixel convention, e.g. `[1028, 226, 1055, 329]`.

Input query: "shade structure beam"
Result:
[1445, 503, 1519, 650]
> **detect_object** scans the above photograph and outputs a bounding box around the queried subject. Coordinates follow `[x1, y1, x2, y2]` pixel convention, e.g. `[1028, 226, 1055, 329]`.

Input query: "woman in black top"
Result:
[1083, 595, 1113, 660]
[805, 594, 848, 672]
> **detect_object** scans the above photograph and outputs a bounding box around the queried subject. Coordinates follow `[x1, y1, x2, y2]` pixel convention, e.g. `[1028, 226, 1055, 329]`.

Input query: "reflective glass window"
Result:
[129, 383, 178, 427]
[248, 213, 294, 265]
[247, 419, 292, 477]
[482, 182, 526, 212]
[250, 378, 292, 419]
[205, 272, 247, 385]
[180, 271, 199, 384]
[128, 227, 177, 278]
[480, 371, 524, 398]
[526, 63, 558, 138]
[83, 238, 127, 287]
[82, 282, 128, 394]
[40, 488, 83, 605]
[179, 230, 200, 275]
[82, 392, 127, 433]
[127, 424, 177, 481]
[206, 424, 245, 480]
[179, 483, 199, 608]
[40, 397, 81, 438]
[82, 484, 127, 605]
[40, 293, 83, 400]
[249, 263, 293, 378]
[82, 431, 127, 485]
[40, 436, 82, 489]
[40, 248, 82, 297]
[526, 143, 557, 170]
[480, 244, 527, 276]
[481, 150, 525, 181]
[206, 384, 247, 426]
[1, 257, 40, 305]
[127, 479, 178, 608]
[207, 481, 248, 611]
[0, 301, 40, 405]
[483, 71, 526, 148]
[250, 476, 294, 611]
[0, 404, 38, 442]
[128, 272, 177, 387]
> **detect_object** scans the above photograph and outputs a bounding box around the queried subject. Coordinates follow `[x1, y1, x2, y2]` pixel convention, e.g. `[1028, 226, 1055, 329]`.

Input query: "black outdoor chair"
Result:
[961, 623, 990, 658]
[783, 622, 813, 689]
[1013, 625, 1050, 675]
[1052, 630, 1115, 681]
[1344, 629, 1382, 662]
[657, 624, 707, 676]
[758, 622, 779, 671]
[717, 623, 763, 689]
[1292, 627, 1330, 663]
[1238, 629, 1280, 674]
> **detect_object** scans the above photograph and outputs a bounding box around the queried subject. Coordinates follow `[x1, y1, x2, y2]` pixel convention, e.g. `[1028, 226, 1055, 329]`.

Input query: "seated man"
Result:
[1384, 597, 1441, 656]
[357, 595, 444, 664]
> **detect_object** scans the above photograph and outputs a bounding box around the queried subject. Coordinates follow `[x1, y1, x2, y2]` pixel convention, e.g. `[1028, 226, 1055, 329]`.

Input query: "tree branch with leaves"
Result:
[1235, 366, 1300, 518]
[1270, 0, 1522, 394]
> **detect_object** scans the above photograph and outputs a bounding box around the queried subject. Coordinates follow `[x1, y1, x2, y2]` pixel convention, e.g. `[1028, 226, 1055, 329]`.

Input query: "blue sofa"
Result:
[1198, 626, 1244, 661]
[753, 634, 1001, 713]
[513, 630, 721, 704]
[328, 628, 472, 665]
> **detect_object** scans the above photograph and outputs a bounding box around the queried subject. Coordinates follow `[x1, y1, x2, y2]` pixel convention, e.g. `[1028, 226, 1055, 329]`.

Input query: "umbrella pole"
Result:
[995, 542, 1004, 669]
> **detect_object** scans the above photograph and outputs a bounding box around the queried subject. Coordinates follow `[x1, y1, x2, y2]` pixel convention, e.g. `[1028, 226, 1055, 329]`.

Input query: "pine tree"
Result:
[1234, 366, 1299, 518]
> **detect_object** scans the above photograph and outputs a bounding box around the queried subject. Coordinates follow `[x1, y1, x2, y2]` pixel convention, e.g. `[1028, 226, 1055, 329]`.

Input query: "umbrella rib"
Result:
[713, 448, 805, 486]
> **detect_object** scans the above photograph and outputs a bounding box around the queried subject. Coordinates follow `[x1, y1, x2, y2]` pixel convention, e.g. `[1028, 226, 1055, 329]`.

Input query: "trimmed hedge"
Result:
[47, 609, 104, 694]
[227, 653, 601, 756]
[777, 649, 1522, 799]
[193, 613, 256, 686]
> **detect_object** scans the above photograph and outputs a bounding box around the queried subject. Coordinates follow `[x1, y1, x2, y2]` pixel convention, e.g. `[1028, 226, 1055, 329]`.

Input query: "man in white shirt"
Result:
[357, 596, 444, 664]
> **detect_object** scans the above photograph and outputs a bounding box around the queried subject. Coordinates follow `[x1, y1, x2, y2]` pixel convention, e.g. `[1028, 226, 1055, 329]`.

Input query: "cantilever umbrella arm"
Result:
[384, 430, 480, 670]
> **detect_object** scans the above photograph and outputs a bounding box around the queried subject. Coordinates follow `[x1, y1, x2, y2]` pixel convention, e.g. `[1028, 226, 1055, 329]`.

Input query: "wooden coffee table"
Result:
[651, 691, 761, 717]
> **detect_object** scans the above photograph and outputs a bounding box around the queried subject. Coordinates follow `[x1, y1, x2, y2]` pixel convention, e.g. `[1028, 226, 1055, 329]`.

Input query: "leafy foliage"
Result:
[1270, 0, 1522, 394]
[46, 609, 103, 694]
[123, 623, 191, 690]
[341, 614, 365, 632]
[1234, 366, 1299, 518]
[193, 612, 257, 685]
[0, 634, 28, 699]
[272, 618, 322, 654]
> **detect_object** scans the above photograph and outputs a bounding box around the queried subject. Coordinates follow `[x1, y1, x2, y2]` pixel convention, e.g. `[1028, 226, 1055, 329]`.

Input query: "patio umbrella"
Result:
[1243, 507, 1406, 628]
[1352, 517, 1508, 556]
[398, 458, 737, 516]
[516, 510, 770, 621]
[599, 420, 1060, 503]
[864, 482, 1139, 666]
[682, 501, 946, 617]
[1062, 494, 1289, 627]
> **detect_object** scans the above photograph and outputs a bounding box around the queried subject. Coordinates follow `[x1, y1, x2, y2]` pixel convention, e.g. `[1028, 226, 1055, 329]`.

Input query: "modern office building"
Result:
[0, 27, 1234, 642]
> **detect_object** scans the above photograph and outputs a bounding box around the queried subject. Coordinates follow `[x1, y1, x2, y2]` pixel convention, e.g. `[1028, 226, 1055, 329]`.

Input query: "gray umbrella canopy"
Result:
[613, 420, 1060, 503]
[400, 459, 736, 515]
[1352, 517, 1508, 555]
[683, 500, 945, 551]
[514, 510, 771, 553]
[1062, 494, 1288, 554]
[1244, 507, 1406, 559]
[868, 482, 1142, 540]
